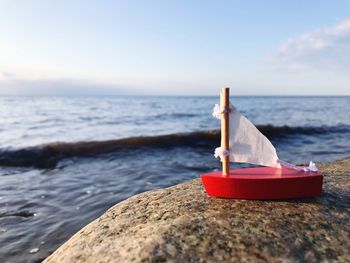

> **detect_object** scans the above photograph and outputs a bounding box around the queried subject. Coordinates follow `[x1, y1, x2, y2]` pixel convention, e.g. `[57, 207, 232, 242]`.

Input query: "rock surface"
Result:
[45, 158, 350, 263]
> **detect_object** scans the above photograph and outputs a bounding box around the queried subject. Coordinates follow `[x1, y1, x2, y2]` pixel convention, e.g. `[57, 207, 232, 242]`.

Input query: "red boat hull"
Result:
[200, 167, 323, 199]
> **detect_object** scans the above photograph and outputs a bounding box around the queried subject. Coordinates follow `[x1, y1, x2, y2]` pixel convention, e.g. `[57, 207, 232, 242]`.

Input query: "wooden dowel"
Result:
[221, 87, 230, 176]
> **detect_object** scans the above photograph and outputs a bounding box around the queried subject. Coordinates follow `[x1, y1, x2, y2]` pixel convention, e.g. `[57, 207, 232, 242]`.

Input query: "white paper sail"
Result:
[228, 104, 281, 168]
[214, 104, 281, 168]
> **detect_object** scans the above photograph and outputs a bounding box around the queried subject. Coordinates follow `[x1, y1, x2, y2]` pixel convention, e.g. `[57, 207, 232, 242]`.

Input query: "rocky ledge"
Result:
[45, 158, 350, 263]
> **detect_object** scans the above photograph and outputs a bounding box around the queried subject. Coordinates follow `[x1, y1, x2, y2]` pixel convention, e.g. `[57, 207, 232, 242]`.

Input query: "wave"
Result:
[0, 211, 36, 218]
[258, 124, 350, 137]
[0, 131, 220, 169]
[0, 124, 349, 168]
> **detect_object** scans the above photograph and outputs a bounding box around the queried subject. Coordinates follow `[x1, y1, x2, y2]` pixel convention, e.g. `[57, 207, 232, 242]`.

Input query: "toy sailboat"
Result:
[200, 88, 323, 199]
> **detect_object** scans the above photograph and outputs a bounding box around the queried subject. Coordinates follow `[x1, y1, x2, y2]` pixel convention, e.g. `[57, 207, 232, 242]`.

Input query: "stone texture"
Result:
[45, 158, 350, 263]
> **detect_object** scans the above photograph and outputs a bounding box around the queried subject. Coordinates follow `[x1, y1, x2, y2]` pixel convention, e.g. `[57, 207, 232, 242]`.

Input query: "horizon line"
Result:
[0, 94, 349, 97]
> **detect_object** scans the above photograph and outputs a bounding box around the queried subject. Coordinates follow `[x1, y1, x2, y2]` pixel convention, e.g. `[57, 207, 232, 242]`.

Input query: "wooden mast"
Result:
[221, 87, 230, 176]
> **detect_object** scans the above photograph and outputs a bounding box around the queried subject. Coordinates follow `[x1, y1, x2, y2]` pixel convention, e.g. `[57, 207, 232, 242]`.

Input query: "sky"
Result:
[0, 0, 349, 95]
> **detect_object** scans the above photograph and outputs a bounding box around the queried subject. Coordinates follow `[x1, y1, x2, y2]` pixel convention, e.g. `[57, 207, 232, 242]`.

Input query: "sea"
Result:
[1, 96, 350, 262]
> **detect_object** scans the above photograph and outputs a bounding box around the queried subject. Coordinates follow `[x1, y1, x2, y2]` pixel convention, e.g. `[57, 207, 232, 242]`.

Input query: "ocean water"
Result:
[0, 96, 350, 262]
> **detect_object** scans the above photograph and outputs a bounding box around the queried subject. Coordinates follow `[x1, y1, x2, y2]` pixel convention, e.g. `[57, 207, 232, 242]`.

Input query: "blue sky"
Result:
[0, 1, 349, 95]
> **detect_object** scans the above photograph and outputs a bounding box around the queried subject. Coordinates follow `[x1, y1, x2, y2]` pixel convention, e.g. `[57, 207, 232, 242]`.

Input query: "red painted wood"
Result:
[200, 167, 323, 199]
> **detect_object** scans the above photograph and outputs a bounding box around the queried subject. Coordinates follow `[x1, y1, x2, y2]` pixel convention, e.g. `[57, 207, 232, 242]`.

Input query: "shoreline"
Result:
[44, 158, 350, 262]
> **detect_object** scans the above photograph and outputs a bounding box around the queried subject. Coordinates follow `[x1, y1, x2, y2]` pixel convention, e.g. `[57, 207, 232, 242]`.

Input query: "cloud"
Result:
[0, 75, 130, 96]
[1, 72, 17, 79]
[273, 20, 350, 72]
